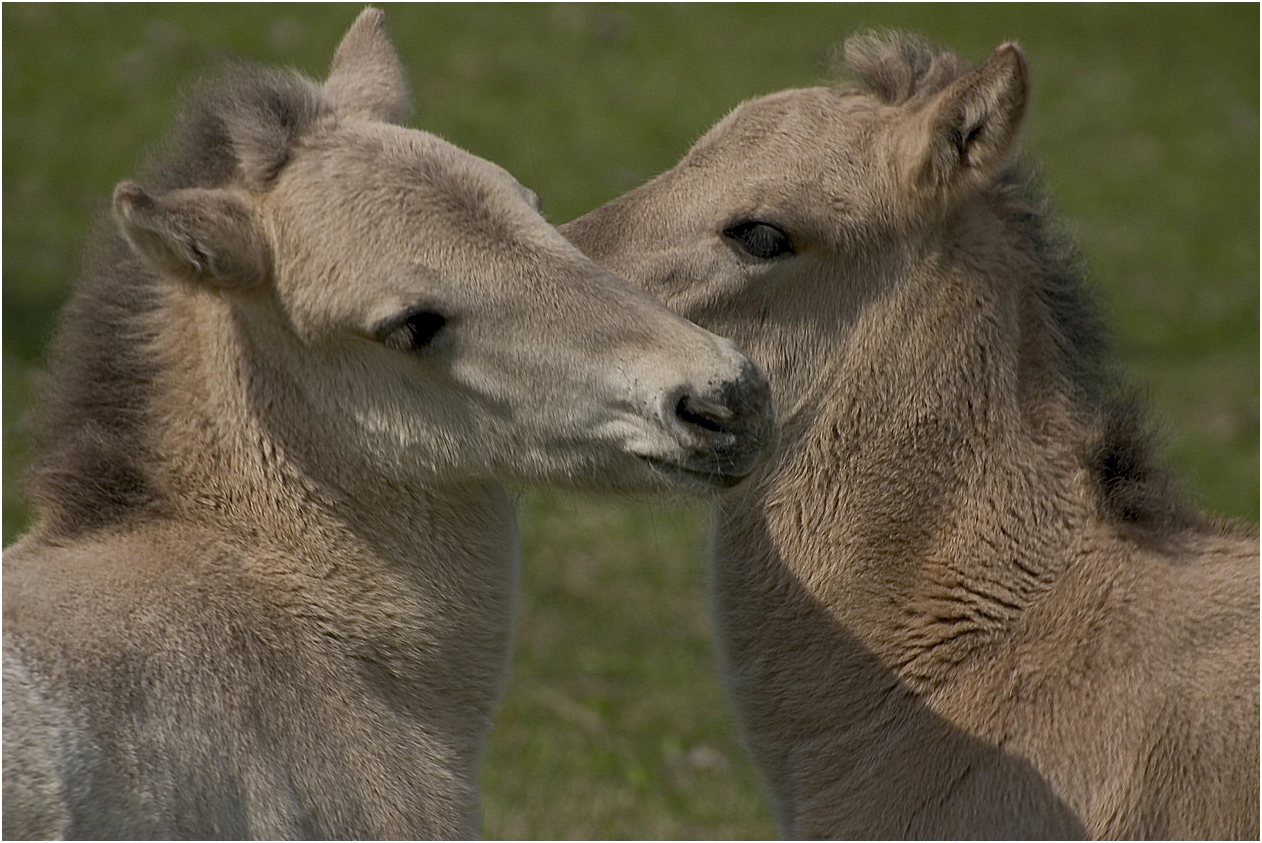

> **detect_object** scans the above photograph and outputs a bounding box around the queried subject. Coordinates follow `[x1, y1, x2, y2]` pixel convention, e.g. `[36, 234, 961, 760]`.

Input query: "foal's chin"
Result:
[499, 449, 756, 498]
[635, 455, 753, 493]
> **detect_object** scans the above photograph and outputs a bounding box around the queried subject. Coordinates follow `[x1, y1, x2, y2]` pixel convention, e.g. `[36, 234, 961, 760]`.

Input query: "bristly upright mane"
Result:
[838, 31, 1198, 536]
[840, 30, 965, 106]
[23, 64, 328, 540]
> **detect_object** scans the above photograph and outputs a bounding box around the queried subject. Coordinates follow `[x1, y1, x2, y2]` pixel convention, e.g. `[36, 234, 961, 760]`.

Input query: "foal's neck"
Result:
[731, 229, 1095, 679]
[149, 284, 510, 576]
[145, 283, 520, 721]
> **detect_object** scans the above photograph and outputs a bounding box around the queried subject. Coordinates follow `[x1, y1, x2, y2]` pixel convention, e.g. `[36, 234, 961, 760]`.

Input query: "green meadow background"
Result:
[4, 3, 1257, 837]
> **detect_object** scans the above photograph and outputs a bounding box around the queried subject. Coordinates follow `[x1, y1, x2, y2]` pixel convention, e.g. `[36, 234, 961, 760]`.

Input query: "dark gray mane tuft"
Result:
[150, 63, 328, 191]
[997, 166, 1199, 535]
[839, 30, 967, 105]
[23, 63, 327, 539]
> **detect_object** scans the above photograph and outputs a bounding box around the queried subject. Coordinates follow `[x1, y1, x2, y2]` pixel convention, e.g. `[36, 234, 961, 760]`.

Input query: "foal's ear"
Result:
[324, 7, 411, 124]
[113, 182, 271, 290]
[909, 42, 1028, 198]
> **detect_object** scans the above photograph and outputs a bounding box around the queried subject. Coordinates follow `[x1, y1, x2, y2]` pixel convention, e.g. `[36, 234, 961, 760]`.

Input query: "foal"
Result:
[3, 9, 774, 838]
[565, 32, 1258, 839]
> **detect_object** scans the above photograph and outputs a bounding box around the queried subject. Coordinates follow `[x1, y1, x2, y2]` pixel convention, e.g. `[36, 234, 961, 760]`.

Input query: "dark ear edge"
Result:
[113, 181, 271, 289]
[912, 42, 1029, 197]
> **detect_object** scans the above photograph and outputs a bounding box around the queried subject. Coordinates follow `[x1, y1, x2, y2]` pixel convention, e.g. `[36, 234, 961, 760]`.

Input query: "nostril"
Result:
[675, 393, 733, 435]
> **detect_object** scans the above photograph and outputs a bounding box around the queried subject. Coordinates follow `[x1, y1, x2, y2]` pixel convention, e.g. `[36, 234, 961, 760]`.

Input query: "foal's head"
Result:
[105, 8, 775, 496]
[563, 33, 1032, 418]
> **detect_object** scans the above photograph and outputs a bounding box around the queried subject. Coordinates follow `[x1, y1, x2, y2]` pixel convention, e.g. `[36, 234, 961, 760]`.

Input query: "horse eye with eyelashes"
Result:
[378, 309, 448, 353]
[723, 221, 794, 260]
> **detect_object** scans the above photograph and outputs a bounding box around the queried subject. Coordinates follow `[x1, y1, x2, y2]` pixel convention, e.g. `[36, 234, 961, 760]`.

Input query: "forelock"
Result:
[146, 62, 331, 192]
[837, 31, 969, 105]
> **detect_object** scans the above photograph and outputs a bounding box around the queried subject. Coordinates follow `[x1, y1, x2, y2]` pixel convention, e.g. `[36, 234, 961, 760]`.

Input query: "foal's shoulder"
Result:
[1120, 522, 1259, 675]
[1161, 518, 1259, 589]
[3, 522, 259, 644]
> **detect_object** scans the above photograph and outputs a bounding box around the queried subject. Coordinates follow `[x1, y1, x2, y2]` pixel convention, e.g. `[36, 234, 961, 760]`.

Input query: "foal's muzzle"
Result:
[654, 360, 777, 488]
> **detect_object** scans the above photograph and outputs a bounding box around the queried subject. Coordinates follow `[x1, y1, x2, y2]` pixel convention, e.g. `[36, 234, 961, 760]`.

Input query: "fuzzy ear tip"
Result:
[352, 6, 388, 34]
[112, 181, 151, 220]
[335, 7, 391, 59]
[994, 42, 1029, 80]
[112, 181, 144, 205]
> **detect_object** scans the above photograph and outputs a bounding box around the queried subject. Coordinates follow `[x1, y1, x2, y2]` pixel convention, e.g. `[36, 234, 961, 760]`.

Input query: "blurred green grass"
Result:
[3, 3, 1257, 838]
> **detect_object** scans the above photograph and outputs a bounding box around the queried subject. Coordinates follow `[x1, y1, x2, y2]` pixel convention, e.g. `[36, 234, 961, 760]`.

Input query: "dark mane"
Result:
[840, 31, 1198, 535]
[23, 64, 327, 539]
[1002, 166, 1199, 534]
[839, 30, 966, 106]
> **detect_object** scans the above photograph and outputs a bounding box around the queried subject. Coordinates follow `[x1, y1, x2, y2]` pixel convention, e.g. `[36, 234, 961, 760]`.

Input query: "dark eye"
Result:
[723, 221, 794, 260]
[379, 309, 447, 352]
